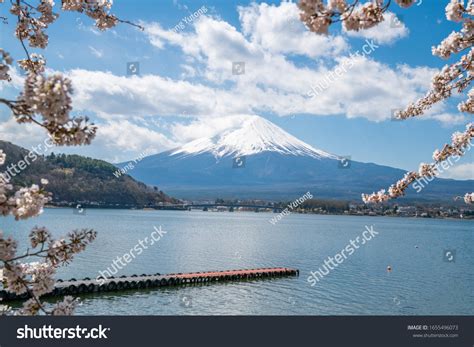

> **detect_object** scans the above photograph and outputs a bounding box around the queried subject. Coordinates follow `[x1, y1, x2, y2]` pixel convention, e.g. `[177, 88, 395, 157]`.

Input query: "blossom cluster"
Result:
[298, 0, 416, 35]
[62, 0, 118, 30]
[13, 71, 98, 146]
[1, 60, 94, 147]
[0, 151, 51, 220]
[18, 53, 46, 74]
[396, 48, 473, 120]
[362, 123, 474, 203]
[445, 0, 471, 22]
[459, 87, 474, 113]
[395, 1, 473, 120]
[432, 18, 473, 59]
[10, 0, 58, 49]
[1, 223, 96, 315]
[464, 192, 474, 203]
[0, 48, 13, 81]
[8, 0, 120, 52]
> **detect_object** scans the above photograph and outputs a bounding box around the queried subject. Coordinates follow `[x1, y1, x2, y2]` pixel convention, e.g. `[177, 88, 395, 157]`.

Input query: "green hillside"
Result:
[0, 140, 179, 208]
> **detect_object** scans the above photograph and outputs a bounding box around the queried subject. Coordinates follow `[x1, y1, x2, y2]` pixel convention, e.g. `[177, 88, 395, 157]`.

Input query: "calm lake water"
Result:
[3, 208, 473, 315]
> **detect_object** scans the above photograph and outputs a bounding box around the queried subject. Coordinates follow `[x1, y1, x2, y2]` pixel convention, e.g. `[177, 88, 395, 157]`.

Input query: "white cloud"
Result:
[425, 113, 470, 126]
[0, 116, 175, 163]
[136, 2, 434, 122]
[439, 163, 474, 180]
[0, 118, 46, 149]
[67, 69, 247, 118]
[72, 1, 435, 124]
[238, 2, 348, 58]
[344, 12, 409, 44]
[170, 115, 252, 143]
[89, 120, 175, 162]
[145, 23, 181, 50]
[180, 64, 197, 78]
[66, 56, 435, 123]
[172, 0, 189, 11]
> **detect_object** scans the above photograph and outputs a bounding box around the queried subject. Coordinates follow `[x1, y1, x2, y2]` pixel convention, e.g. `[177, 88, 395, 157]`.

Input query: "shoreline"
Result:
[44, 205, 474, 220]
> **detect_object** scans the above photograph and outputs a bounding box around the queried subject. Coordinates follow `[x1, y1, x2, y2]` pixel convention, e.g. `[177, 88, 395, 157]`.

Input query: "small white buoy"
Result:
[387, 265, 392, 272]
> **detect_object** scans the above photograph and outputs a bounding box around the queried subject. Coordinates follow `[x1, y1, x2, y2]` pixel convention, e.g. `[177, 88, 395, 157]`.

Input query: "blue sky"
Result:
[0, 0, 472, 179]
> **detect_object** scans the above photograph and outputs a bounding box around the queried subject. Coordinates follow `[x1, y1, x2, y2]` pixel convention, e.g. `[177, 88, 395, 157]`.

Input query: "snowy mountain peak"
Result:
[170, 116, 335, 159]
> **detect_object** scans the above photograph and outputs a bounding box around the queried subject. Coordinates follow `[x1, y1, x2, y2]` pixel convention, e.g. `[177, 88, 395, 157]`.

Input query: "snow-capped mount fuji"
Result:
[119, 116, 473, 201]
[170, 116, 336, 160]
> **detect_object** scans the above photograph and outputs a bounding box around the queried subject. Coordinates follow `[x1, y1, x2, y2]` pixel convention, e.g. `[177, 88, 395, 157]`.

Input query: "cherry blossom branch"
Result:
[299, 0, 474, 204]
[362, 123, 474, 204]
[18, 36, 31, 62]
[338, 0, 392, 23]
[0, 97, 17, 106]
[1, 224, 96, 315]
[299, 0, 398, 34]
[61, 0, 143, 31]
[339, 0, 360, 21]
[2, 262, 49, 315]
[0, 99, 48, 128]
[117, 17, 144, 31]
[396, 69, 473, 120]
[19, 0, 36, 10]
[5, 230, 94, 263]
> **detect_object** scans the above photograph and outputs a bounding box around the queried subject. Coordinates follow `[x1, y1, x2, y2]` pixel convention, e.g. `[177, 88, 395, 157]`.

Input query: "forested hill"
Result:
[0, 140, 178, 208]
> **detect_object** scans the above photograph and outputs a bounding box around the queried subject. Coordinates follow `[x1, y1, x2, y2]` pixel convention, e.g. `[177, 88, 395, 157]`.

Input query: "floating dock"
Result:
[0, 267, 299, 301]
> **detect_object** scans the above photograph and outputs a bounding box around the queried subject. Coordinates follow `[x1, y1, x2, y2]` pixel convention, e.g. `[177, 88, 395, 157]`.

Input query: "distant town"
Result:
[51, 198, 474, 220]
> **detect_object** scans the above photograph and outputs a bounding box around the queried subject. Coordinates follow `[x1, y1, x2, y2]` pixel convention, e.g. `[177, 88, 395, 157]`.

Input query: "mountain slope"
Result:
[119, 116, 473, 202]
[0, 140, 178, 207]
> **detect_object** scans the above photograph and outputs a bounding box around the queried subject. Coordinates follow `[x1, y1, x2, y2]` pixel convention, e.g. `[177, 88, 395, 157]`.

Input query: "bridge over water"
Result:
[155, 203, 284, 212]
